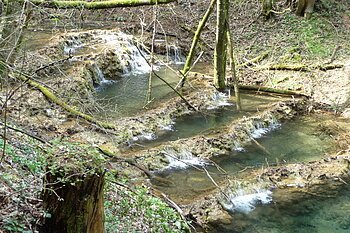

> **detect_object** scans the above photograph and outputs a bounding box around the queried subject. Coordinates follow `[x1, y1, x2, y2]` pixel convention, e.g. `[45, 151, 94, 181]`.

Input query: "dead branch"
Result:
[135, 45, 198, 111]
[257, 63, 343, 71]
[0, 121, 49, 145]
[238, 84, 309, 97]
[27, 0, 176, 9]
[237, 50, 270, 68]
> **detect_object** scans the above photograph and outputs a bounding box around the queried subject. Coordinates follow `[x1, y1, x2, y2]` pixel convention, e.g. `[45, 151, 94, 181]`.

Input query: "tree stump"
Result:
[41, 142, 106, 233]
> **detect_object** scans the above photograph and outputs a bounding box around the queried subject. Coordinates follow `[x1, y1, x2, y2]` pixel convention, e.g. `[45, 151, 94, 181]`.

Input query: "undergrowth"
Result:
[104, 172, 189, 233]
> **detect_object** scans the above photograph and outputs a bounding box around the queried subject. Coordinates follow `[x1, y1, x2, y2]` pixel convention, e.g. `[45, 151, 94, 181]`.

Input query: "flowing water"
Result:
[25, 29, 348, 233]
[213, 183, 350, 233]
[151, 115, 338, 204]
[129, 93, 284, 149]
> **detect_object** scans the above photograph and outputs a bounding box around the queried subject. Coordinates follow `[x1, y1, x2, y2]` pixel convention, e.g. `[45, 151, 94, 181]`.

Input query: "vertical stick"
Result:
[146, 4, 158, 104]
[227, 29, 241, 111]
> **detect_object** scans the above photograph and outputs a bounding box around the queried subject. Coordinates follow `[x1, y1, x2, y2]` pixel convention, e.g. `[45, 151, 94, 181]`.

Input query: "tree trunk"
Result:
[214, 0, 229, 90]
[41, 144, 106, 233]
[181, 0, 216, 83]
[27, 0, 176, 9]
[262, 0, 273, 19]
[296, 0, 315, 18]
[42, 173, 105, 233]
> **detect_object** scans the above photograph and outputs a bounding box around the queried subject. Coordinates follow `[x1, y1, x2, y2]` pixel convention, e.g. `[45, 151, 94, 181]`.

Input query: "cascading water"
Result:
[163, 147, 208, 169]
[169, 45, 185, 64]
[94, 64, 114, 85]
[95, 31, 152, 75]
[221, 187, 273, 214]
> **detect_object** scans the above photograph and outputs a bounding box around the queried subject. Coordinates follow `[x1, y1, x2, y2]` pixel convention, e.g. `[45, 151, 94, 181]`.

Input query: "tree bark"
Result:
[262, 0, 273, 19]
[181, 0, 216, 80]
[214, 0, 229, 90]
[28, 0, 176, 9]
[42, 173, 105, 233]
[296, 0, 316, 18]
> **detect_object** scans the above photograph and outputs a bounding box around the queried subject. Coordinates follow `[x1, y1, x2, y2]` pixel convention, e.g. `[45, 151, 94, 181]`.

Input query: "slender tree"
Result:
[227, 29, 241, 110]
[213, 0, 229, 90]
[180, 0, 216, 85]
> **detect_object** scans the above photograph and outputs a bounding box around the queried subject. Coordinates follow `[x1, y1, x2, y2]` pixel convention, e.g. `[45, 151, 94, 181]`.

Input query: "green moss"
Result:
[47, 139, 106, 181]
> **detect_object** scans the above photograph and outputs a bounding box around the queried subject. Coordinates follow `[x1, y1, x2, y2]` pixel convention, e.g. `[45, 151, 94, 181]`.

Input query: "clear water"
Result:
[213, 183, 350, 233]
[151, 115, 337, 204]
[213, 115, 336, 170]
[95, 66, 181, 118]
[134, 93, 282, 148]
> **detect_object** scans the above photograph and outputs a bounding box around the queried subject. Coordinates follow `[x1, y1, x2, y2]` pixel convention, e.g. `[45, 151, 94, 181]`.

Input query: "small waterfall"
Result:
[207, 91, 233, 110]
[164, 148, 208, 169]
[221, 185, 273, 214]
[96, 32, 152, 75]
[249, 117, 281, 139]
[169, 45, 185, 64]
[94, 64, 113, 85]
[93, 64, 115, 88]
[63, 36, 84, 55]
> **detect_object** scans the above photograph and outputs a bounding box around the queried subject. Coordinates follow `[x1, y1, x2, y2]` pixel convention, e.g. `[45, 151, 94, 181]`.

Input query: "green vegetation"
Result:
[46, 139, 106, 178]
[104, 173, 189, 233]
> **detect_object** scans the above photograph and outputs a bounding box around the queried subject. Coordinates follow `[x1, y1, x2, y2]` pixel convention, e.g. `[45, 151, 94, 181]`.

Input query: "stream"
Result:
[213, 183, 350, 233]
[30, 29, 348, 232]
[151, 115, 337, 203]
[95, 59, 348, 232]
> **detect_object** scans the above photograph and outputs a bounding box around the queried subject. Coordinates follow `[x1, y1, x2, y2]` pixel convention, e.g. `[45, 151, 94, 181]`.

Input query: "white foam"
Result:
[132, 132, 156, 141]
[250, 121, 281, 139]
[94, 64, 116, 85]
[225, 189, 273, 214]
[207, 92, 233, 110]
[159, 124, 175, 131]
[93, 31, 152, 75]
[165, 150, 207, 169]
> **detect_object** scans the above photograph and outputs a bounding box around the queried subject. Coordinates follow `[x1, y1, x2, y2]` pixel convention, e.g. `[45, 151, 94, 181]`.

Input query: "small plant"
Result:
[3, 218, 30, 233]
[104, 173, 189, 233]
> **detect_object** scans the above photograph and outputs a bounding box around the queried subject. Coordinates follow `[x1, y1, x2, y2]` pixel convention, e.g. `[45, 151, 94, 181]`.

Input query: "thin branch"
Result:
[0, 121, 50, 145]
[135, 45, 198, 111]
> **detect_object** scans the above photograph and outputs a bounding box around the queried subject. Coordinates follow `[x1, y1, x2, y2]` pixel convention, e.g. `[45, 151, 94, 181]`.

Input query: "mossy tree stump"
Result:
[41, 142, 106, 233]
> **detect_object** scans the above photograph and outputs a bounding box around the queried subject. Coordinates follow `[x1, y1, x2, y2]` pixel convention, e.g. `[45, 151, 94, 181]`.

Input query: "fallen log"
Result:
[237, 50, 270, 68]
[13, 74, 116, 130]
[28, 0, 176, 9]
[257, 63, 343, 71]
[238, 84, 309, 97]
